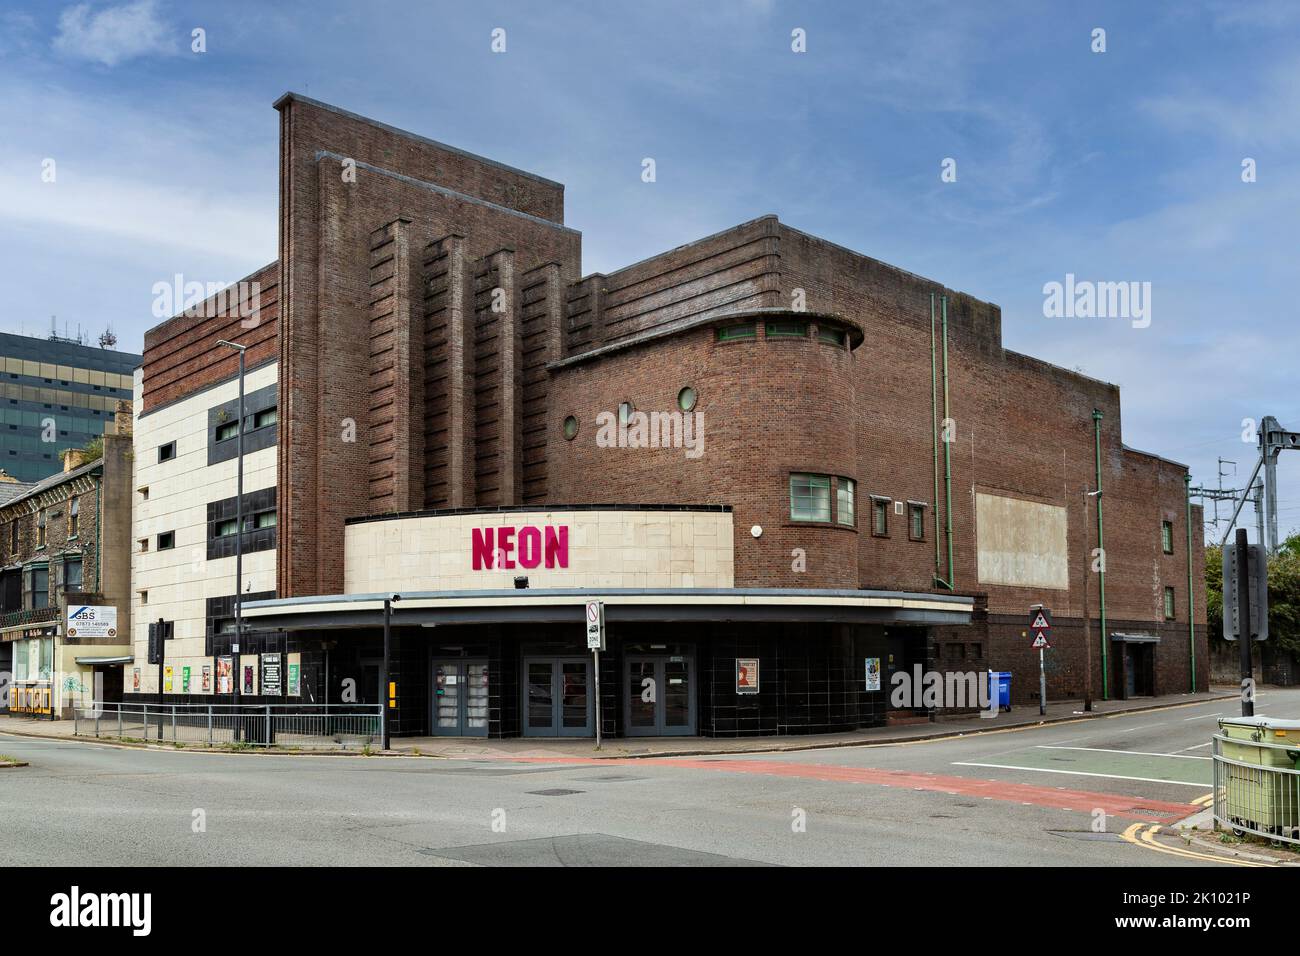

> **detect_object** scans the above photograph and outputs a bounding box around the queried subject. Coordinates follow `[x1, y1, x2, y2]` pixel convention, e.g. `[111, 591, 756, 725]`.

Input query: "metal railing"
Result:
[74, 702, 384, 751]
[1211, 733, 1300, 846]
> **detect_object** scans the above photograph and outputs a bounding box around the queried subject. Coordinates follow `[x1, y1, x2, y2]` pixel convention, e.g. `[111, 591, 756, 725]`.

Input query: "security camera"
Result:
[390, 593, 402, 602]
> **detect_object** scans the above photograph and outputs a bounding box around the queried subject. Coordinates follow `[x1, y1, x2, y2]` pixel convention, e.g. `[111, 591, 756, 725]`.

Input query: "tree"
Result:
[1205, 534, 1300, 656]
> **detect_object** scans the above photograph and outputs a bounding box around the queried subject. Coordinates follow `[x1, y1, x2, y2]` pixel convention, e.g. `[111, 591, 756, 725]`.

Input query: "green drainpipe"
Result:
[942, 296, 954, 587]
[1093, 409, 1108, 698]
[1185, 473, 1195, 691]
[94, 473, 102, 594]
[930, 294, 954, 590]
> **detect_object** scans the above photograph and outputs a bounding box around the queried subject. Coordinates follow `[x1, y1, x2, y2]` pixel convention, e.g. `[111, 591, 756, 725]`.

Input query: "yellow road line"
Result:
[1121, 822, 1268, 867]
[1192, 793, 1215, 806]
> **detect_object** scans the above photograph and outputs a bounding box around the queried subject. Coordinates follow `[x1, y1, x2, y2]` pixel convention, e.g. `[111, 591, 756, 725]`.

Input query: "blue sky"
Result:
[2, 0, 1297, 540]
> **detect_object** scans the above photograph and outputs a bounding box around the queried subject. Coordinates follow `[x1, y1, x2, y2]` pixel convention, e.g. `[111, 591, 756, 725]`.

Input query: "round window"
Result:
[677, 386, 697, 412]
[562, 415, 579, 440]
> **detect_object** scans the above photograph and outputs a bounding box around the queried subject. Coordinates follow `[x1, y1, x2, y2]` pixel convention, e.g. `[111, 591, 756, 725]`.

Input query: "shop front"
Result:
[240, 505, 974, 740]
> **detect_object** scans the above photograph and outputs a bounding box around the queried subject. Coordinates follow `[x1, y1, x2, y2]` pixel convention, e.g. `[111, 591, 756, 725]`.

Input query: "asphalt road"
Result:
[2, 689, 1296, 867]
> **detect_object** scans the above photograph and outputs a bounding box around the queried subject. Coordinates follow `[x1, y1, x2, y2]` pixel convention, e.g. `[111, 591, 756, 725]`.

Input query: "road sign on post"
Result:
[585, 601, 605, 750]
[1222, 540, 1268, 642]
[1030, 606, 1052, 716]
[585, 601, 605, 651]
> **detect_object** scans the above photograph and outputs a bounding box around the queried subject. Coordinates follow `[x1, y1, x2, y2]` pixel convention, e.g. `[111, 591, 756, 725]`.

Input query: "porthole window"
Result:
[563, 415, 579, 440]
[618, 401, 634, 425]
[677, 386, 697, 412]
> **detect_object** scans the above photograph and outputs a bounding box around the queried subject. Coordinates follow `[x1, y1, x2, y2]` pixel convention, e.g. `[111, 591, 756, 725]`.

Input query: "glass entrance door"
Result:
[431, 660, 489, 737]
[624, 656, 695, 736]
[523, 657, 593, 737]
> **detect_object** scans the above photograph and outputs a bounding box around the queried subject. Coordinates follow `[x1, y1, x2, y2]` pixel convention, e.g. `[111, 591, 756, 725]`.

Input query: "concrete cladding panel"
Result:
[974, 493, 1069, 590]
[343, 509, 735, 593]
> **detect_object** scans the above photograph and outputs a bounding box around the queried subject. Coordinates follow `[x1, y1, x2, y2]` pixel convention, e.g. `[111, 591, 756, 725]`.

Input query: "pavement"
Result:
[2, 686, 1296, 866]
[0, 687, 1238, 759]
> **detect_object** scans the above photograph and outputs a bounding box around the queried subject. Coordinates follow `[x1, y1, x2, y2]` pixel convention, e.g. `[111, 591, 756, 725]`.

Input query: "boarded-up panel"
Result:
[975, 493, 1069, 589]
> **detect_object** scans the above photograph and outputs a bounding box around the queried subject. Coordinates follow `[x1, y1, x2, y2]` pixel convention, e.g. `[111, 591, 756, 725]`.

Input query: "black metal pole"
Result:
[1236, 528, 1254, 717]
[382, 598, 391, 750]
[157, 616, 165, 741]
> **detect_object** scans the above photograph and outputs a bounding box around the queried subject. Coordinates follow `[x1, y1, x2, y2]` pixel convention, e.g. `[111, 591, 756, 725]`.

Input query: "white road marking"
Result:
[952, 761, 1208, 788]
[1183, 713, 1224, 721]
[1172, 742, 1214, 753]
[1037, 745, 1210, 761]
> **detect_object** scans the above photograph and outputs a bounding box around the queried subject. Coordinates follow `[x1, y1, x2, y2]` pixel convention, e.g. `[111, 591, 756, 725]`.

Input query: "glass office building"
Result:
[0, 332, 140, 481]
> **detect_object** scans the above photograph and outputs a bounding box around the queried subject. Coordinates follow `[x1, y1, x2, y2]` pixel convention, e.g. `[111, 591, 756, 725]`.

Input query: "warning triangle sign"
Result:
[1032, 634, 1050, 649]
[1031, 612, 1050, 630]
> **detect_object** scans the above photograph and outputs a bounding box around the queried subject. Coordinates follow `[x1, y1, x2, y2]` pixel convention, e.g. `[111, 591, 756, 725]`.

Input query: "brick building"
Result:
[0, 404, 134, 717]
[126, 94, 1206, 738]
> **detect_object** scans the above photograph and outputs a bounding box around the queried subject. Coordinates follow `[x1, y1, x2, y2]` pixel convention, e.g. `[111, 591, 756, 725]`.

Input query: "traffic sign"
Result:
[585, 600, 605, 651]
[1030, 611, 1050, 632]
[1031, 634, 1049, 649]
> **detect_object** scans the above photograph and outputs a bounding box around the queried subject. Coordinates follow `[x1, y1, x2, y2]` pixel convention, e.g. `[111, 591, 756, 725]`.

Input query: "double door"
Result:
[432, 660, 489, 737]
[625, 656, 694, 736]
[523, 657, 593, 737]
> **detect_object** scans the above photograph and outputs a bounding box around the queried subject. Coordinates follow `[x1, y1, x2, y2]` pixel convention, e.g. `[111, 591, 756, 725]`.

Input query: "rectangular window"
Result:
[36, 509, 46, 548]
[215, 518, 238, 538]
[817, 326, 847, 347]
[138, 538, 149, 553]
[836, 478, 856, 527]
[25, 564, 48, 609]
[157, 531, 175, 551]
[254, 510, 277, 529]
[158, 441, 176, 462]
[215, 420, 239, 442]
[716, 323, 756, 342]
[253, 407, 278, 429]
[909, 503, 926, 541]
[1164, 586, 1176, 620]
[139, 590, 148, 605]
[63, 557, 83, 592]
[69, 496, 79, 536]
[9, 521, 16, 554]
[765, 320, 808, 338]
[790, 473, 831, 522]
[1161, 520, 1174, 554]
[871, 497, 890, 537]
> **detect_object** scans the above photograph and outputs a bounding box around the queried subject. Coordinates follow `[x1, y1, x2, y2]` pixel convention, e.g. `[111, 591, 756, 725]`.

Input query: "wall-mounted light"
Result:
[514, 576, 529, 589]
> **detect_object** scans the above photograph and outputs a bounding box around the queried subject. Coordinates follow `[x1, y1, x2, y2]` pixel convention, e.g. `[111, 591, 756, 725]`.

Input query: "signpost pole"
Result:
[593, 646, 602, 751]
[585, 600, 604, 750]
[1038, 647, 1046, 717]
[1236, 528, 1254, 717]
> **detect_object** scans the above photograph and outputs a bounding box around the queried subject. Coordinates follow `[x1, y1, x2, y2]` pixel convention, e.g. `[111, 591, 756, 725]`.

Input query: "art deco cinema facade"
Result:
[127, 94, 1206, 739]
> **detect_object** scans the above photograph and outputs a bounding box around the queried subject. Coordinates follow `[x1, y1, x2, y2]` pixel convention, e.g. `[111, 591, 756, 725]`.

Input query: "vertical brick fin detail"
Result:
[564, 274, 606, 357]
[497, 251, 521, 505]
[366, 217, 421, 514]
[520, 262, 561, 503]
[472, 252, 505, 506]
[421, 236, 452, 506]
[312, 161, 370, 595]
[430, 235, 475, 508]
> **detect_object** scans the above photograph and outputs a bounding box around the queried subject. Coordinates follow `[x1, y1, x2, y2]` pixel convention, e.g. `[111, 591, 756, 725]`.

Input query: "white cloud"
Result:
[53, 0, 174, 67]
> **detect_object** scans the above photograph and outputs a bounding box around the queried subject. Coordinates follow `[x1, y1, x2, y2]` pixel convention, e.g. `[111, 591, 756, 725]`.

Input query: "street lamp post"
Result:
[382, 594, 399, 750]
[1082, 489, 1102, 713]
[216, 341, 246, 717]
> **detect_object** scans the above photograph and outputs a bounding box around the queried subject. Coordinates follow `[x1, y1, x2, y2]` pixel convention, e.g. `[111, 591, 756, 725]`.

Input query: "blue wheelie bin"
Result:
[988, 671, 1011, 712]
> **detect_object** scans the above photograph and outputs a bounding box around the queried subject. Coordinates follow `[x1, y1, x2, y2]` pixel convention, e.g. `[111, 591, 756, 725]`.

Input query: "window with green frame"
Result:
[817, 325, 847, 347]
[765, 320, 808, 338]
[836, 478, 856, 526]
[871, 497, 890, 536]
[790, 473, 831, 522]
[716, 323, 757, 342]
[908, 502, 925, 541]
[1161, 520, 1174, 554]
[1163, 586, 1176, 619]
